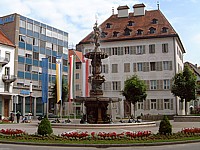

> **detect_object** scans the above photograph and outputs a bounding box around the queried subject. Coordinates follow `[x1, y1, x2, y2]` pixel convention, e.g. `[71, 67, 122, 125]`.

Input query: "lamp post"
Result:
[30, 81, 32, 113]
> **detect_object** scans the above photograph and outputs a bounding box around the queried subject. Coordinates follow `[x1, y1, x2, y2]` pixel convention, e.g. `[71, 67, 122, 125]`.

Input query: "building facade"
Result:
[0, 14, 68, 116]
[0, 29, 16, 118]
[77, 4, 185, 118]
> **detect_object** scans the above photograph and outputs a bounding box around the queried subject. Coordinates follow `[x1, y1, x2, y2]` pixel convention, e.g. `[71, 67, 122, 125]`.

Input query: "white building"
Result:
[0, 29, 16, 118]
[77, 4, 185, 118]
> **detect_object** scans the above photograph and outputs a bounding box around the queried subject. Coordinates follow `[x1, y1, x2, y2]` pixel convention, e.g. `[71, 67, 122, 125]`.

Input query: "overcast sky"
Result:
[0, 0, 200, 65]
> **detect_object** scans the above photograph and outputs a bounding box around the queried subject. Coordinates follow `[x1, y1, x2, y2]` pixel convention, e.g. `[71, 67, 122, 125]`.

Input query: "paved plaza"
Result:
[0, 119, 200, 135]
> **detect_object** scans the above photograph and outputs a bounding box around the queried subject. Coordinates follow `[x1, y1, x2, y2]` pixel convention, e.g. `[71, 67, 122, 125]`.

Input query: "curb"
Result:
[1, 139, 200, 148]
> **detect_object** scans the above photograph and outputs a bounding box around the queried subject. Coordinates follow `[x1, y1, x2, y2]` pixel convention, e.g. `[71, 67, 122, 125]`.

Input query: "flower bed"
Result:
[0, 129, 26, 136]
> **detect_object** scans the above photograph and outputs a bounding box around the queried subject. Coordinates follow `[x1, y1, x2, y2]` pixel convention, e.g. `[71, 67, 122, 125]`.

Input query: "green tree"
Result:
[171, 65, 197, 115]
[51, 77, 68, 105]
[122, 75, 147, 118]
[159, 115, 172, 135]
[37, 116, 53, 135]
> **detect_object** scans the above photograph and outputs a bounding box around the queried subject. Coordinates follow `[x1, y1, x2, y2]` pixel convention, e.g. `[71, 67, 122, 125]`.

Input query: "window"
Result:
[102, 64, 108, 73]
[19, 35, 26, 42]
[124, 28, 131, 36]
[149, 27, 156, 34]
[76, 64, 81, 69]
[101, 32, 107, 38]
[162, 27, 168, 33]
[164, 99, 170, 109]
[52, 31, 58, 38]
[112, 81, 121, 91]
[5, 52, 10, 62]
[113, 31, 119, 37]
[75, 73, 80, 79]
[152, 19, 158, 24]
[63, 59, 67, 66]
[20, 20, 26, 28]
[112, 64, 118, 73]
[5, 67, 10, 75]
[112, 47, 118, 55]
[25, 53, 32, 58]
[151, 99, 157, 109]
[46, 42, 52, 49]
[106, 23, 112, 28]
[137, 29, 143, 35]
[25, 64, 32, 72]
[128, 21, 134, 26]
[27, 22, 33, 30]
[33, 52, 39, 60]
[58, 45, 63, 53]
[33, 38, 38, 46]
[40, 27, 46, 35]
[150, 62, 156, 71]
[34, 24, 40, 32]
[46, 29, 52, 37]
[163, 61, 171, 70]
[58, 33, 63, 40]
[149, 44, 155, 53]
[63, 35, 68, 41]
[52, 56, 56, 63]
[138, 102, 143, 109]
[137, 63, 143, 71]
[136, 46, 143, 54]
[162, 43, 168, 53]
[124, 47, 129, 54]
[124, 63, 130, 72]
[150, 80, 157, 90]
[40, 40, 45, 48]
[26, 36, 33, 45]
[75, 84, 80, 91]
[53, 44, 57, 51]
[163, 79, 170, 89]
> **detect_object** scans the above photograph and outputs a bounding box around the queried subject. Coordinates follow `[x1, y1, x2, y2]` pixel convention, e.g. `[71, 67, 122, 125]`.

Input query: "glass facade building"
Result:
[0, 13, 68, 116]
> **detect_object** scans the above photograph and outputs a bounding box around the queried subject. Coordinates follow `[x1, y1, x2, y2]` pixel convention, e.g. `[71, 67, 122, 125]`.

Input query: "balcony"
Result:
[0, 57, 9, 67]
[2, 75, 17, 83]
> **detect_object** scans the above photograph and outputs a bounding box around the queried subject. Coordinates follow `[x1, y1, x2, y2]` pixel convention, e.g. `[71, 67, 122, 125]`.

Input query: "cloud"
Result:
[1, 0, 145, 46]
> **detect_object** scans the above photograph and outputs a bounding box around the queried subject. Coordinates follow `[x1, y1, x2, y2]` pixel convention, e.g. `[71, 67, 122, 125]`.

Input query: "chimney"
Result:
[133, 3, 146, 16]
[117, 5, 129, 18]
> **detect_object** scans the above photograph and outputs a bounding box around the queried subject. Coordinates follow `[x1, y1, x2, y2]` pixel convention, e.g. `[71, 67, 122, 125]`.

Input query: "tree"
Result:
[171, 65, 197, 115]
[122, 75, 147, 118]
[37, 116, 53, 135]
[159, 115, 172, 135]
[51, 77, 68, 105]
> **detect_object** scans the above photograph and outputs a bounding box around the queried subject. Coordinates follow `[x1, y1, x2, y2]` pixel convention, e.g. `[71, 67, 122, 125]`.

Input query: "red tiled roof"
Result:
[68, 49, 83, 63]
[133, 3, 145, 8]
[78, 10, 178, 44]
[0, 29, 15, 47]
[117, 5, 129, 10]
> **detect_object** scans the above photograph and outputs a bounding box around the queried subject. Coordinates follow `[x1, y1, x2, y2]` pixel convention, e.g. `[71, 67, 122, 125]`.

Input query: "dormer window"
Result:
[113, 31, 119, 37]
[101, 32, 107, 38]
[124, 27, 132, 36]
[149, 27, 156, 34]
[128, 21, 134, 26]
[152, 18, 158, 24]
[162, 27, 168, 33]
[137, 29, 143, 35]
[106, 23, 112, 28]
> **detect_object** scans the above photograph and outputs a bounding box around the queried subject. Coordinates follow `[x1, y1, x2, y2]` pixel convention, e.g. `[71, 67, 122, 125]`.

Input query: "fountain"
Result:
[76, 22, 119, 124]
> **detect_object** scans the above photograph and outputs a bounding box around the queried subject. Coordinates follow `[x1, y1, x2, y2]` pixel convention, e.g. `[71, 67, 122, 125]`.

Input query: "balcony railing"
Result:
[2, 75, 17, 83]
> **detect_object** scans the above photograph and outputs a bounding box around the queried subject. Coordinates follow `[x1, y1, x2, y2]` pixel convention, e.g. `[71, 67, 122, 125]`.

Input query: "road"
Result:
[0, 142, 200, 150]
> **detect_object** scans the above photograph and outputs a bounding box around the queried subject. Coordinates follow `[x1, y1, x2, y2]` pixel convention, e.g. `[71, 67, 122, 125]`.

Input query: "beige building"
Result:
[77, 4, 185, 118]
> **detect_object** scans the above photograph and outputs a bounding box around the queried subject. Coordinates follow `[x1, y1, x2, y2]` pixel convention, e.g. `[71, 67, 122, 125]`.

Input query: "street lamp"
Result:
[30, 81, 32, 113]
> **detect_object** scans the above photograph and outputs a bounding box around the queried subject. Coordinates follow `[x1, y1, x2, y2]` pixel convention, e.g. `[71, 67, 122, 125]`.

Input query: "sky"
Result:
[0, 0, 200, 65]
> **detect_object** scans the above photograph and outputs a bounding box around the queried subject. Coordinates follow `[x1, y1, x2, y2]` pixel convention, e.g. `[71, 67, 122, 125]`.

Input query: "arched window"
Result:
[113, 31, 119, 37]
[137, 29, 143, 35]
[124, 27, 132, 36]
[106, 23, 112, 28]
[128, 21, 134, 26]
[152, 18, 158, 24]
[162, 27, 168, 33]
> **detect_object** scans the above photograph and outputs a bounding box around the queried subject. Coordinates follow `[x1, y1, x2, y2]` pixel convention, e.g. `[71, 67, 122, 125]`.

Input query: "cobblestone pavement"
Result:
[0, 119, 200, 135]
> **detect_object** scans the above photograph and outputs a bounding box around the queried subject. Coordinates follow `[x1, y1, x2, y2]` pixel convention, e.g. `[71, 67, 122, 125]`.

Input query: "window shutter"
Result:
[117, 47, 121, 55]
[170, 99, 174, 110]
[130, 46, 136, 54]
[146, 80, 150, 90]
[157, 99, 160, 110]
[120, 47, 124, 55]
[147, 99, 150, 110]
[133, 63, 137, 72]
[117, 81, 121, 91]
[106, 64, 108, 73]
[170, 79, 173, 89]
[160, 99, 164, 110]
[166, 44, 168, 52]
[142, 45, 145, 54]
[159, 80, 163, 90]
[144, 100, 147, 110]
[169, 61, 172, 70]
[130, 46, 134, 54]
[156, 62, 162, 71]
[144, 62, 149, 72]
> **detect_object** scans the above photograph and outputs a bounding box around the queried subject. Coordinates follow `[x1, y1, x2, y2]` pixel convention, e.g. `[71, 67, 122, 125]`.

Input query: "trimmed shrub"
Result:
[159, 115, 172, 135]
[37, 117, 53, 135]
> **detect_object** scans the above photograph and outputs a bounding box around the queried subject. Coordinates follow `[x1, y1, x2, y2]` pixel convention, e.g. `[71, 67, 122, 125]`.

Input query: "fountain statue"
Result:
[76, 22, 119, 124]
